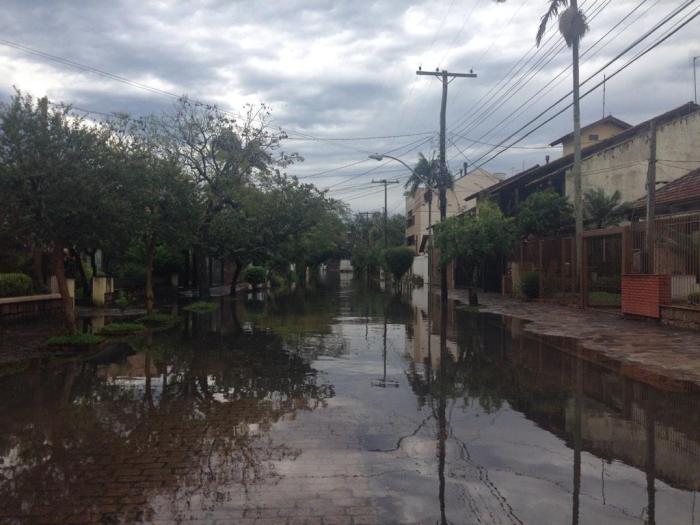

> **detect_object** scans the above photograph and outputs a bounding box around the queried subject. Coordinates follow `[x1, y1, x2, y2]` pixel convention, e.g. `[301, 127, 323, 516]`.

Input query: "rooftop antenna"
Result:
[602, 74, 607, 118]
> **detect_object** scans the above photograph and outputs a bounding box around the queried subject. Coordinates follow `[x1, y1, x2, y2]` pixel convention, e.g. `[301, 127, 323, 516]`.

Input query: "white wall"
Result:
[564, 110, 700, 204]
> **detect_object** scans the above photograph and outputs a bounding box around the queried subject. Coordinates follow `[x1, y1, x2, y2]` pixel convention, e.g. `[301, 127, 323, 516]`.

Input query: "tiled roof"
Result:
[631, 167, 700, 209]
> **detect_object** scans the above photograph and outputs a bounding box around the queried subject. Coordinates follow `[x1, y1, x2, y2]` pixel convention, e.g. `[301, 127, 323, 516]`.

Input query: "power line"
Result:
[451, 0, 655, 161]
[472, 6, 700, 170]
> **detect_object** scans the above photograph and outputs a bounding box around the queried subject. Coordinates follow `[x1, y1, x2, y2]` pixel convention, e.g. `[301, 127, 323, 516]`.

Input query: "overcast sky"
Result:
[1, 0, 698, 214]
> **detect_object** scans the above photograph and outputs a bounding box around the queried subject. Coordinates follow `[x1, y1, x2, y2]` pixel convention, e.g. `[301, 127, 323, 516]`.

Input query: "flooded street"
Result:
[2, 277, 700, 524]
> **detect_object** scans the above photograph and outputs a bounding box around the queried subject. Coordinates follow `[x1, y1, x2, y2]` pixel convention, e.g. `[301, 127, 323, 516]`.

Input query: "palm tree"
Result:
[536, 0, 589, 298]
[405, 153, 446, 251]
[584, 188, 627, 229]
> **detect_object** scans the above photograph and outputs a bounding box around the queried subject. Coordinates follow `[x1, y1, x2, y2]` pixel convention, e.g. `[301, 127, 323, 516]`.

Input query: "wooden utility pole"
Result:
[416, 68, 476, 304]
[371, 179, 400, 248]
[645, 119, 657, 271]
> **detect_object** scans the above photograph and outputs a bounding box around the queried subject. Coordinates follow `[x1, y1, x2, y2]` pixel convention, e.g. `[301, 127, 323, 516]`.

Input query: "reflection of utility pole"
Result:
[371, 179, 400, 248]
[437, 290, 449, 525]
[372, 310, 399, 388]
[645, 393, 656, 525]
[572, 355, 582, 525]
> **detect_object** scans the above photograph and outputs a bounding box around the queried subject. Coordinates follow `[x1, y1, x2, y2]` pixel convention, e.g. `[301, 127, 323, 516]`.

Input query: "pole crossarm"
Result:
[416, 70, 477, 78]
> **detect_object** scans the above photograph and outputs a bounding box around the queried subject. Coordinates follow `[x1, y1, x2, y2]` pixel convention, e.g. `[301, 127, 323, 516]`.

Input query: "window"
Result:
[588, 133, 599, 141]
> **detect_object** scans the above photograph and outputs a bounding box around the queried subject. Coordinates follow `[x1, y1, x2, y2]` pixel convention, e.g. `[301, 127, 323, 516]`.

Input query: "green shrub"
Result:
[183, 301, 218, 312]
[114, 290, 131, 311]
[0, 273, 33, 297]
[244, 266, 267, 287]
[521, 271, 540, 300]
[383, 247, 415, 281]
[137, 313, 178, 325]
[269, 272, 286, 289]
[48, 334, 105, 346]
[689, 292, 700, 305]
[98, 322, 145, 335]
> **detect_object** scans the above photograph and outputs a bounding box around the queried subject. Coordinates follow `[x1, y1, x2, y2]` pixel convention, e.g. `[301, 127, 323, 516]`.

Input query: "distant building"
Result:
[467, 102, 700, 216]
[405, 168, 501, 254]
[550, 115, 631, 156]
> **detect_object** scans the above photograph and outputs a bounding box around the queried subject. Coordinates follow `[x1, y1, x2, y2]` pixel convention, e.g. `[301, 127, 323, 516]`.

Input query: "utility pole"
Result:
[416, 68, 476, 305]
[645, 119, 657, 272]
[371, 179, 400, 248]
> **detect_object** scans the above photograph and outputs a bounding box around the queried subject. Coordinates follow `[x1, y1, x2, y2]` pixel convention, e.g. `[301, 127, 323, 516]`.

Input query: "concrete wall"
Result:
[405, 169, 501, 253]
[411, 254, 429, 284]
[565, 110, 700, 204]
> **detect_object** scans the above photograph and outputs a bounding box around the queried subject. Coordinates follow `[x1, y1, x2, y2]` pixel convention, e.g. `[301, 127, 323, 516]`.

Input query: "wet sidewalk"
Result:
[451, 289, 700, 390]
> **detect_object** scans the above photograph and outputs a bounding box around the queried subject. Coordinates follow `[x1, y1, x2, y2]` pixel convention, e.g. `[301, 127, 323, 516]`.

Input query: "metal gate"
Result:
[584, 232, 623, 309]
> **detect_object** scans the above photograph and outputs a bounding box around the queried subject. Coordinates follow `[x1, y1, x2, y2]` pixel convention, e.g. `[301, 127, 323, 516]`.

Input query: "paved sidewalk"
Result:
[451, 290, 700, 390]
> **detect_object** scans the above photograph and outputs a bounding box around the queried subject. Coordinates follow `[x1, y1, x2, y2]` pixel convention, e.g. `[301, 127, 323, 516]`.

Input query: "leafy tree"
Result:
[516, 189, 574, 238]
[120, 131, 197, 315]
[434, 201, 515, 304]
[584, 188, 627, 229]
[244, 266, 267, 287]
[383, 247, 414, 283]
[158, 98, 298, 298]
[405, 152, 442, 241]
[0, 91, 126, 333]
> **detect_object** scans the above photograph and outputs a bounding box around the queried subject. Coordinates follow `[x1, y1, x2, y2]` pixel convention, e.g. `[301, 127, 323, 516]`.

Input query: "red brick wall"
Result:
[621, 274, 671, 318]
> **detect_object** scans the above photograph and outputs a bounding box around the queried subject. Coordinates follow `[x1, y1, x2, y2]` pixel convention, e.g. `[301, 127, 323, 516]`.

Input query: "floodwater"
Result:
[1, 276, 700, 524]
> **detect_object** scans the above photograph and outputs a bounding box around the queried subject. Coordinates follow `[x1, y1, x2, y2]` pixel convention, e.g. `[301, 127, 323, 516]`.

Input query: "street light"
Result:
[369, 153, 444, 301]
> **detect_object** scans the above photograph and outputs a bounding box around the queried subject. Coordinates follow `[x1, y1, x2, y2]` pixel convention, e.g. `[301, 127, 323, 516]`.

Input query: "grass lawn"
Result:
[588, 291, 621, 306]
[98, 322, 146, 335]
[47, 334, 105, 346]
[183, 301, 218, 313]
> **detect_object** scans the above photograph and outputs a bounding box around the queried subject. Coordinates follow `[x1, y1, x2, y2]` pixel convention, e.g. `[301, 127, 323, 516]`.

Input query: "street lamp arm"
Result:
[368, 153, 436, 189]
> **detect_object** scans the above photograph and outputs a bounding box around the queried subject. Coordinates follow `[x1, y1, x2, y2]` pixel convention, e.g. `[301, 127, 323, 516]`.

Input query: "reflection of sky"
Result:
[265, 291, 700, 524]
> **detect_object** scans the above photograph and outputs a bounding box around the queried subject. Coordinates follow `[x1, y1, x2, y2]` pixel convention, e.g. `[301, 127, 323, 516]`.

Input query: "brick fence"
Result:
[621, 274, 671, 318]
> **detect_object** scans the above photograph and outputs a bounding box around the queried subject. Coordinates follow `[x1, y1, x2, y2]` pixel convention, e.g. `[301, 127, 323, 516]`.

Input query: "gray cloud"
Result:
[1, 0, 698, 212]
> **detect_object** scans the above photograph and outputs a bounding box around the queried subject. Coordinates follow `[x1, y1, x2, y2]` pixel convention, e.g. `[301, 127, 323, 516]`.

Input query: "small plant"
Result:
[0, 273, 33, 297]
[114, 290, 131, 311]
[520, 271, 540, 300]
[244, 266, 267, 288]
[48, 334, 105, 346]
[689, 292, 700, 305]
[98, 322, 145, 335]
[137, 313, 178, 325]
[183, 301, 218, 312]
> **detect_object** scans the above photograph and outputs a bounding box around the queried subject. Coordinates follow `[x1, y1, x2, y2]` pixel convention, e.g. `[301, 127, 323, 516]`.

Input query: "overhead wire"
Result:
[451, 0, 655, 162]
[471, 5, 700, 170]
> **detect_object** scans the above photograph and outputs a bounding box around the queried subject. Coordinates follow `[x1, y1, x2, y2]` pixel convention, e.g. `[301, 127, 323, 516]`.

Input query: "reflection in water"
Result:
[1, 279, 700, 524]
[0, 304, 334, 523]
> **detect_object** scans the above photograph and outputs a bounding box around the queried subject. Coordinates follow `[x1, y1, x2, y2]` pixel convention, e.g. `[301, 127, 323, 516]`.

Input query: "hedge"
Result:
[0, 273, 33, 298]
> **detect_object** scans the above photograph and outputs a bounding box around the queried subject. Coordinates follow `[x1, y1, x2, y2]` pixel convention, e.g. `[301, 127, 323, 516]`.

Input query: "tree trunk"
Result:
[70, 247, 90, 299]
[31, 245, 44, 292]
[231, 260, 243, 295]
[145, 236, 155, 315]
[571, 20, 584, 306]
[52, 243, 77, 334]
[194, 244, 209, 299]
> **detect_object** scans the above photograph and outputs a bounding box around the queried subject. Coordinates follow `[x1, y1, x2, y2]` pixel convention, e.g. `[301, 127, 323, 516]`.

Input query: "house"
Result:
[629, 166, 700, 217]
[405, 168, 500, 254]
[549, 115, 631, 156]
[467, 102, 700, 215]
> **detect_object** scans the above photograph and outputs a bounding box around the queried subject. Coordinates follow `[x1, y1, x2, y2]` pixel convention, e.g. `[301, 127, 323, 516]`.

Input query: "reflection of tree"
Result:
[0, 324, 332, 523]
